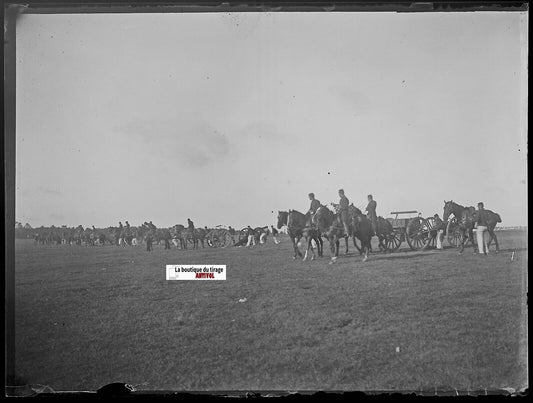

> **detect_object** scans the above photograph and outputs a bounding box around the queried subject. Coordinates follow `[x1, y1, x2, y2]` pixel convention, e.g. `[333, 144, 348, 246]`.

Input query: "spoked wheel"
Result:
[206, 232, 216, 247]
[222, 230, 234, 248]
[216, 231, 228, 248]
[406, 217, 432, 250]
[446, 218, 474, 249]
[208, 231, 222, 248]
[446, 217, 466, 248]
[423, 216, 438, 250]
[385, 229, 403, 251]
[238, 228, 249, 244]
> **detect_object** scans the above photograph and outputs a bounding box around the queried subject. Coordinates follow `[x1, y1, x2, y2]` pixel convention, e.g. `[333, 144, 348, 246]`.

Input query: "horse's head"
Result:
[277, 211, 288, 229]
[349, 204, 363, 217]
[443, 200, 455, 221]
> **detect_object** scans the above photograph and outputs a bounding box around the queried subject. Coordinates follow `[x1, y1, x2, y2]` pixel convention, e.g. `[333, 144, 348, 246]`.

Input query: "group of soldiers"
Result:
[306, 189, 378, 236]
[116, 219, 196, 252]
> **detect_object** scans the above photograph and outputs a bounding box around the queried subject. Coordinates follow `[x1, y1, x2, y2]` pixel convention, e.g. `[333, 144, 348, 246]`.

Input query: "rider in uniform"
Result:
[307, 193, 322, 226]
[338, 189, 350, 236]
[365, 194, 378, 236]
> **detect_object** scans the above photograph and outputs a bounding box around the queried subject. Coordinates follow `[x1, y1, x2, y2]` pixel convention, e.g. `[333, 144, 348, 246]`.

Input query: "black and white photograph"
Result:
[5, 1, 528, 396]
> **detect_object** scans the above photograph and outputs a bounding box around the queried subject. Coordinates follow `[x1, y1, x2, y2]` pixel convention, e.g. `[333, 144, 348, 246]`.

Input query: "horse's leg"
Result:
[329, 237, 338, 263]
[470, 229, 478, 253]
[310, 235, 320, 260]
[487, 228, 499, 253]
[303, 236, 310, 261]
[289, 233, 298, 259]
[492, 230, 500, 253]
[459, 231, 465, 253]
[344, 236, 349, 254]
[352, 236, 362, 255]
[293, 237, 301, 259]
[296, 236, 303, 258]
[310, 236, 317, 260]
[362, 241, 369, 262]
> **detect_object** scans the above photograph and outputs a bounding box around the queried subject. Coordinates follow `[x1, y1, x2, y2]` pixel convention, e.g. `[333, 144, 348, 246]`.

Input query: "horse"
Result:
[159, 228, 172, 249]
[172, 225, 188, 249]
[374, 216, 395, 252]
[194, 228, 207, 249]
[277, 210, 322, 260]
[350, 208, 374, 261]
[443, 200, 502, 253]
[328, 204, 352, 255]
[481, 209, 502, 252]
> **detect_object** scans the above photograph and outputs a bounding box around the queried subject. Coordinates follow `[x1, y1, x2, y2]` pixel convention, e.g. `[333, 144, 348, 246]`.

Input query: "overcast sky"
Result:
[15, 11, 528, 229]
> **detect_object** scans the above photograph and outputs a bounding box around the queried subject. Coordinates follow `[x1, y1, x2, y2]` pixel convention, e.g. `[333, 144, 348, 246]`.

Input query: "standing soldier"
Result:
[124, 221, 131, 246]
[475, 202, 489, 255]
[245, 225, 256, 247]
[338, 189, 350, 236]
[432, 213, 445, 250]
[117, 222, 124, 245]
[365, 194, 378, 236]
[145, 229, 153, 252]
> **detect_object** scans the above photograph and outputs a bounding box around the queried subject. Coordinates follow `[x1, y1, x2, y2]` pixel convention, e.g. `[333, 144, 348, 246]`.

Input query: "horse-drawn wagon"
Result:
[385, 211, 439, 251]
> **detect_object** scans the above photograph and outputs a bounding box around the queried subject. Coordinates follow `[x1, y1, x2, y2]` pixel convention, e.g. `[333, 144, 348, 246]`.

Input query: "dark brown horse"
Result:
[443, 201, 476, 253]
[443, 200, 502, 253]
[350, 208, 374, 261]
[172, 225, 187, 249]
[321, 204, 351, 257]
[374, 217, 394, 252]
[277, 210, 322, 260]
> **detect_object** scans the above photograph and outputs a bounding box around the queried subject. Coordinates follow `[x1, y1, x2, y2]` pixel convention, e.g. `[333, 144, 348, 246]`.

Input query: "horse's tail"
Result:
[496, 213, 502, 223]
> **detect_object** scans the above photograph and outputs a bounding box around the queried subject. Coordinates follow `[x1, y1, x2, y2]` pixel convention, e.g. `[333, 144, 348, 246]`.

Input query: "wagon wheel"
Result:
[406, 217, 432, 250]
[446, 218, 473, 248]
[222, 230, 234, 248]
[208, 231, 223, 248]
[239, 227, 249, 243]
[217, 230, 229, 248]
[385, 228, 403, 251]
[446, 217, 466, 248]
[423, 216, 438, 249]
[206, 231, 216, 247]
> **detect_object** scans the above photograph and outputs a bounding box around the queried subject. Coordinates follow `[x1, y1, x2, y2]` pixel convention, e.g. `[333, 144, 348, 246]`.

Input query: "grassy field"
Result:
[13, 231, 528, 393]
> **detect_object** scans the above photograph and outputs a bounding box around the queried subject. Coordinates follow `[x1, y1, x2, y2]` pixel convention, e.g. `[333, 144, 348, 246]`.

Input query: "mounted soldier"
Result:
[307, 193, 322, 227]
[365, 194, 378, 236]
[337, 189, 350, 236]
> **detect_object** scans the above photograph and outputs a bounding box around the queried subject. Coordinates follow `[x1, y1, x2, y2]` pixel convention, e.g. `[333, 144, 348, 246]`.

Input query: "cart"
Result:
[385, 211, 438, 251]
